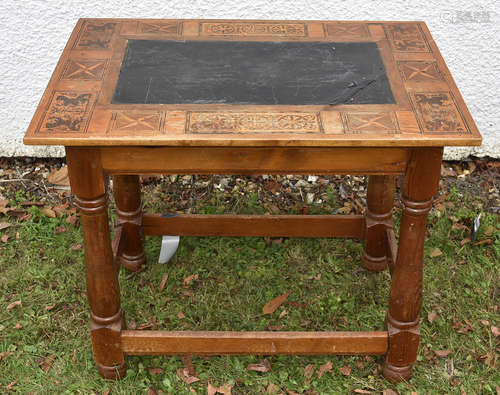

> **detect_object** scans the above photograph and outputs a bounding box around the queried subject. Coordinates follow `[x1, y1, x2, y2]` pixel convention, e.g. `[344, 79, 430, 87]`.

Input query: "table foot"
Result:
[90, 309, 127, 380]
[382, 362, 413, 382]
[97, 361, 127, 380]
[361, 252, 388, 272]
[120, 251, 146, 272]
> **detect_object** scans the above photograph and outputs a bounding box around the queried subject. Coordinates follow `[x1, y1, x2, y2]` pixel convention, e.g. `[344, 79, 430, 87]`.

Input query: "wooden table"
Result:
[24, 18, 481, 382]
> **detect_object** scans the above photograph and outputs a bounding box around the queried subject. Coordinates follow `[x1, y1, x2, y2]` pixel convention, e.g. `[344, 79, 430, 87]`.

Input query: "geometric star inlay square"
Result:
[398, 61, 443, 82]
[325, 23, 369, 38]
[111, 112, 161, 133]
[138, 22, 180, 34]
[343, 112, 398, 134]
[62, 60, 107, 80]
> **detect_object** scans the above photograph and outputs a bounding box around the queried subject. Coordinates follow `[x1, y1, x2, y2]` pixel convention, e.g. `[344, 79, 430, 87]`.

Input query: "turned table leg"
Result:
[67, 148, 126, 380]
[113, 175, 146, 271]
[383, 148, 443, 382]
[362, 175, 395, 272]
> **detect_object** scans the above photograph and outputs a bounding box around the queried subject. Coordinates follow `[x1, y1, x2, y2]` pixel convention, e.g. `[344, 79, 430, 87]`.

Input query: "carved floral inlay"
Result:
[187, 112, 321, 133]
[200, 22, 307, 37]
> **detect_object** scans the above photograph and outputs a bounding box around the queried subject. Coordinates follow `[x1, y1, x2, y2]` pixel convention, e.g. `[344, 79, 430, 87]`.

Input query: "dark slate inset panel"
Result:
[112, 40, 394, 105]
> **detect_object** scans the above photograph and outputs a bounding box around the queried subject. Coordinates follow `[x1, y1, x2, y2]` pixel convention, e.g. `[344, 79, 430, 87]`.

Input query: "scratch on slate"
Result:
[271, 85, 278, 104]
[144, 77, 153, 103]
[329, 73, 383, 105]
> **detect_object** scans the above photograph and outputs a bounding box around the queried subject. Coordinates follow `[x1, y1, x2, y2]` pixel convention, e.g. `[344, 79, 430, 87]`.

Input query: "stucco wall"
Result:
[1, 0, 498, 159]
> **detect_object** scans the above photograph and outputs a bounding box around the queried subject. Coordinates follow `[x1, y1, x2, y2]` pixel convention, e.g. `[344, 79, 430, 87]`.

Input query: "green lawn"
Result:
[0, 173, 498, 394]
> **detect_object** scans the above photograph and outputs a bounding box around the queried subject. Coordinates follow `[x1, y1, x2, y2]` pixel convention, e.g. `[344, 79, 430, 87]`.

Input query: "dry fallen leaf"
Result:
[460, 237, 471, 246]
[262, 293, 289, 314]
[441, 165, 456, 177]
[492, 326, 500, 336]
[148, 367, 163, 375]
[453, 320, 473, 334]
[6, 381, 17, 391]
[303, 363, 315, 379]
[181, 355, 196, 376]
[483, 225, 494, 236]
[382, 390, 399, 395]
[434, 349, 452, 358]
[1, 235, 8, 243]
[158, 273, 169, 292]
[6, 300, 22, 310]
[339, 365, 352, 376]
[54, 226, 67, 234]
[66, 215, 79, 227]
[177, 367, 200, 384]
[0, 200, 10, 215]
[102, 389, 110, 395]
[474, 238, 493, 246]
[430, 247, 442, 257]
[247, 359, 271, 372]
[479, 350, 496, 369]
[47, 166, 70, 186]
[267, 325, 284, 331]
[13, 322, 22, 329]
[6, 209, 27, 220]
[353, 390, 372, 394]
[337, 202, 353, 214]
[147, 387, 158, 395]
[183, 274, 199, 286]
[45, 304, 55, 311]
[0, 222, 11, 230]
[38, 354, 56, 372]
[427, 311, 438, 323]
[317, 361, 333, 378]
[208, 383, 232, 395]
[177, 311, 186, 319]
[71, 244, 83, 251]
[42, 207, 56, 218]
[266, 383, 280, 394]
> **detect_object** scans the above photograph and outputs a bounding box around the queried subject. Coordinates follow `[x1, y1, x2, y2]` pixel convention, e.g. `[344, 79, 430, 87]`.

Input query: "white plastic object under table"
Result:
[158, 235, 180, 264]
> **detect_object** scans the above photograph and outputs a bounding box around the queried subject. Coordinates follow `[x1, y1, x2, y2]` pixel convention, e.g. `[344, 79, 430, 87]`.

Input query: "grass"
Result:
[0, 176, 498, 394]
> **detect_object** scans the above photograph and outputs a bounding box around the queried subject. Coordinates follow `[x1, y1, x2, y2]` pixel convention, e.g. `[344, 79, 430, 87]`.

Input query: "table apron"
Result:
[97, 146, 410, 175]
